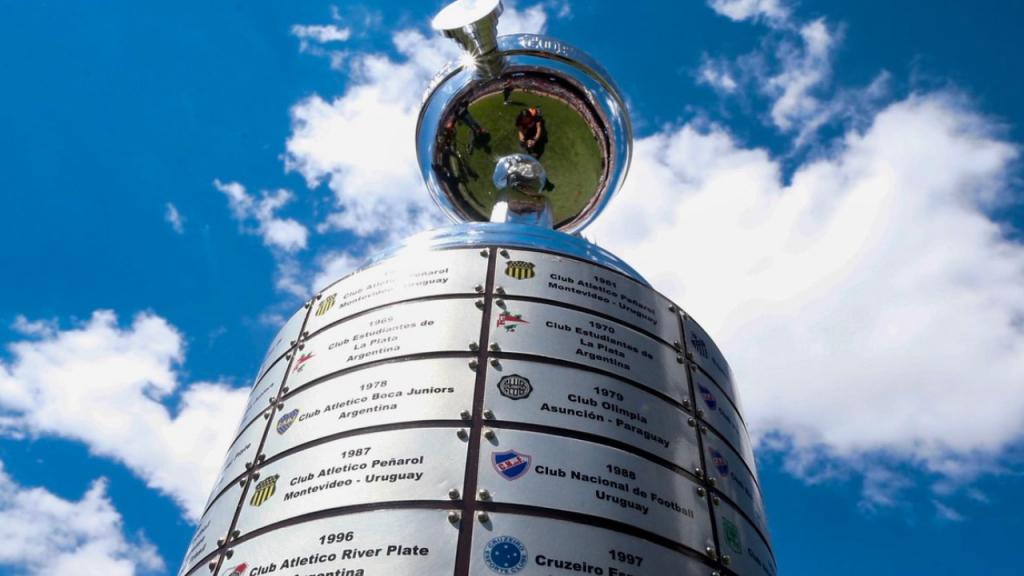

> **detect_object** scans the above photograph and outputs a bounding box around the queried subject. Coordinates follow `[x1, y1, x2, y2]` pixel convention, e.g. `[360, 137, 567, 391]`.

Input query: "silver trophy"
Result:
[179, 2, 774, 575]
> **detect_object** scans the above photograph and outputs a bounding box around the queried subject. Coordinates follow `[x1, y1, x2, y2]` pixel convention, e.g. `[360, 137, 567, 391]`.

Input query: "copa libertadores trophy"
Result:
[179, 2, 775, 575]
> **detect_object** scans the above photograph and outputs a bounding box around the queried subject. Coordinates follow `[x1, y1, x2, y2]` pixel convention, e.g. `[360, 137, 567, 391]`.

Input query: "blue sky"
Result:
[1, 0, 1023, 574]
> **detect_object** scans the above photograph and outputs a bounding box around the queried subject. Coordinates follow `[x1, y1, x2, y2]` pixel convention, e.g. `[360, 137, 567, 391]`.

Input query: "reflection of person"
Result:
[516, 107, 545, 156]
[502, 81, 513, 105]
[455, 100, 487, 136]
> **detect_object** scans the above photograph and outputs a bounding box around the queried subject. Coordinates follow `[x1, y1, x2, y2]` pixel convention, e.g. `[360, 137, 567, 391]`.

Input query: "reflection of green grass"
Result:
[452, 91, 604, 224]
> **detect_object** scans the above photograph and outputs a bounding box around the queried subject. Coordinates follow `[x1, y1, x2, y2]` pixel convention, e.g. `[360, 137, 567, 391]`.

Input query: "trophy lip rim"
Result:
[431, 0, 503, 32]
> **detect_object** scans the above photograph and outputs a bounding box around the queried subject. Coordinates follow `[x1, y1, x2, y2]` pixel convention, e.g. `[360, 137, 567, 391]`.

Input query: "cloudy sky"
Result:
[1, 0, 1023, 574]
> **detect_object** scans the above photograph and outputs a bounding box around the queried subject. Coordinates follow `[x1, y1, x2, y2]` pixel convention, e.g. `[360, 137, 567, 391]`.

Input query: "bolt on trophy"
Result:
[179, 1, 775, 575]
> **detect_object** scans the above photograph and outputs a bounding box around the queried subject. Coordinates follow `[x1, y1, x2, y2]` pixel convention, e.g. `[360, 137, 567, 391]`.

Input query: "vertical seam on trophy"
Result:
[454, 246, 498, 575]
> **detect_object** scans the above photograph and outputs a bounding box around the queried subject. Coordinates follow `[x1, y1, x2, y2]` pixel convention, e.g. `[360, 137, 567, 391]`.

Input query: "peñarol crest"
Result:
[504, 260, 536, 280]
[249, 474, 279, 507]
[315, 293, 337, 317]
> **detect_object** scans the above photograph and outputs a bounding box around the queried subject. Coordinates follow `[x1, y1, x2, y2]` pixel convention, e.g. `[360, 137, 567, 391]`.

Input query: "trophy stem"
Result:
[432, 0, 506, 78]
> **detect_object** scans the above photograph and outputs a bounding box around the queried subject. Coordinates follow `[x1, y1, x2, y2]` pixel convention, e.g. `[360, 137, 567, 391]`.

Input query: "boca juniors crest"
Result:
[492, 450, 531, 480]
[504, 260, 536, 280]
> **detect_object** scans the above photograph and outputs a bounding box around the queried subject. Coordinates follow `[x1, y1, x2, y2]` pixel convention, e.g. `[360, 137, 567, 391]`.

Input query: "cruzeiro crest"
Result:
[276, 408, 299, 434]
[497, 374, 532, 400]
[698, 383, 717, 410]
[504, 260, 535, 280]
[315, 292, 337, 317]
[483, 535, 528, 574]
[710, 447, 729, 476]
[492, 450, 531, 480]
[722, 517, 743, 555]
[249, 474, 279, 507]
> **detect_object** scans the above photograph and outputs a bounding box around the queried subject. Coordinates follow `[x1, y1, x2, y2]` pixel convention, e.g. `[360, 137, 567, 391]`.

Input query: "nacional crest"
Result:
[492, 450, 531, 480]
[495, 311, 528, 332]
[504, 260, 535, 280]
[249, 474, 279, 507]
[722, 517, 742, 554]
[698, 383, 717, 410]
[497, 374, 532, 400]
[276, 408, 299, 434]
[225, 564, 248, 576]
[293, 352, 314, 373]
[710, 448, 729, 476]
[315, 293, 337, 317]
[483, 535, 528, 574]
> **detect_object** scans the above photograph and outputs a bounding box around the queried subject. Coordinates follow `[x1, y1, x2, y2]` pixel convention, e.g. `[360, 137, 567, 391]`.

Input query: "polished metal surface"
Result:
[236, 428, 466, 535]
[287, 298, 482, 394]
[715, 498, 777, 576]
[207, 418, 263, 508]
[484, 359, 699, 472]
[236, 357, 288, 436]
[684, 314, 739, 408]
[256, 305, 306, 381]
[477, 429, 715, 554]
[263, 358, 475, 460]
[179, 482, 242, 576]
[495, 247, 678, 342]
[307, 248, 487, 336]
[418, 20, 631, 232]
[221, 510, 459, 576]
[470, 512, 713, 576]
[488, 300, 689, 403]
[703, 426, 769, 541]
[692, 367, 756, 475]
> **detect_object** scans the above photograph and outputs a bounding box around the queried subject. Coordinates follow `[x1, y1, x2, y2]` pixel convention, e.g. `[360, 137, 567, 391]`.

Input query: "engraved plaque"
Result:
[305, 249, 487, 336]
[256, 305, 307, 380]
[207, 417, 264, 509]
[484, 359, 699, 473]
[236, 428, 466, 535]
[683, 315, 738, 407]
[692, 368, 756, 474]
[469, 512, 712, 575]
[478, 429, 714, 554]
[716, 498, 777, 576]
[218, 509, 458, 576]
[179, 482, 242, 576]
[287, 299, 482, 394]
[263, 358, 475, 460]
[236, 357, 288, 435]
[489, 300, 688, 403]
[703, 427, 769, 541]
[495, 249, 680, 343]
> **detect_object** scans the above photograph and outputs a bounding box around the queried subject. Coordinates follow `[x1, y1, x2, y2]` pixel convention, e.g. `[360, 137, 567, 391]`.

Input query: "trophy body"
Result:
[179, 2, 774, 575]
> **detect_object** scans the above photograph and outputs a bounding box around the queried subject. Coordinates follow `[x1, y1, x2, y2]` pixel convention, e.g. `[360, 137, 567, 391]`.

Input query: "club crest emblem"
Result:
[711, 448, 729, 476]
[698, 383, 717, 410]
[276, 408, 299, 434]
[496, 311, 528, 332]
[315, 293, 337, 317]
[483, 535, 528, 574]
[225, 563, 248, 576]
[249, 474, 279, 507]
[722, 517, 742, 554]
[504, 260, 536, 280]
[293, 352, 314, 373]
[690, 335, 710, 359]
[492, 450, 531, 480]
[497, 374, 532, 400]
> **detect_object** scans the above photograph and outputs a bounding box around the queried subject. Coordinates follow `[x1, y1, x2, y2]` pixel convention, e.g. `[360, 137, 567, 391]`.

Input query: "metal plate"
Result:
[236, 357, 288, 435]
[703, 428, 769, 542]
[692, 368, 756, 475]
[715, 498, 777, 576]
[489, 300, 688, 403]
[477, 429, 714, 554]
[469, 512, 714, 575]
[495, 249, 680, 344]
[235, 428, 467, 535]
[256, 305, 307, 381]
[207, 417, 265, 509]
[305, 249, 488, 336]
[484, 359, 699, 473]
[287, 298, 482, 394]
[263, 358, 476, 460]
[179, 481, 242, 576]
[219, 509, 458, 576]
[683, 315, 738, 408]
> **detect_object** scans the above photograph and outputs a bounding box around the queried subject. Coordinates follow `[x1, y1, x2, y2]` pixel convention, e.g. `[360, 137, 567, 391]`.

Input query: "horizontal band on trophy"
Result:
[692, 366, 757, 481]
[203, 414, 267, 515]
[683, 313, 740, 408]
[180, 480, 243, 576]
[715, 495, 778, 575]
[702, 425, 771, 547]
[254, 303, 309, 384]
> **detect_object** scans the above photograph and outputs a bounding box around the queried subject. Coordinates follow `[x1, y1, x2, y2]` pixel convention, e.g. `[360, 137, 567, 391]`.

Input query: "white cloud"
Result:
[11, 315, 57, 338]
[0, 461, 163, 575]
[214, 179, 309, 253]
[164, 203, 185, 234]
[0, 311, 249, 519]
[311, 250, 362, 293]
[593, 93, 1024, 500]
[291, 24, 351, 44]
[708, 0, 789, 23]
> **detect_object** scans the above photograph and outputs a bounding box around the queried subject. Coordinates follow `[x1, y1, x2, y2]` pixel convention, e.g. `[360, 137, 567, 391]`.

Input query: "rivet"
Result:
[225, 549, 234, 559]
[281, 386, 289, 395]
[495, 299, 507, 309]
[301, 330, 309, 338]
[253, 472, 260, 480]
[457, 429, 469, 440]
[722, 555, 732, 566]
[712, 572, 721, 576]
[232, 530, 240, 538]
[268, 397, 276, 405]
[676, 355, 684, 364]
[686, 350, 695, 360]
[700, 425, 708, 435]
[682, 399, 692, 410]
[448, 489, 461, 500]
[448, 511, 461, 524]
[490, 358, 501, 368]
[478, 489, 491, 501]
[208, 561, 217, 571]
[257, 454, 266, 463]
[469, 360, 479, 370]
[697, 486, 706, 498]
[483, 429, 496, 440]
[475, 284, 484, 293]
[668, 304, 677, 312]
[244, 462, 253, 470]
[490, 343, 501, 351]
[460, 410, 472, 420]
[289, 340, 296, 346]
[712, 494, 721, 505]
[263, 412, 271, 420]
[695, 467, 703, 478]
[298, 343, 305, 350]
[483, 409, 495, 420]
[469, 342, 480, 352]
[480, 249, 489, 257]
[673, 340, 681, 349]
[495, 286, 506, 295]
[478, 511, 490, 523]
[705, 545, 716, 558]
[475, 300, 485, 310]
[217, 538, 225, 546]
[708, 477, 716, 487]
[687, 417, 696, 427]
[285, 353, 292, 361]
[499, 249, 509, 257]
[239, 478, 246, 488]
[697, 409, 705, 418]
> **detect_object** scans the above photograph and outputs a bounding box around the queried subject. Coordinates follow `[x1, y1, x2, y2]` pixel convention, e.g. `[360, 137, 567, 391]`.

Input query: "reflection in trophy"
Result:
[179, 2, 775, 576]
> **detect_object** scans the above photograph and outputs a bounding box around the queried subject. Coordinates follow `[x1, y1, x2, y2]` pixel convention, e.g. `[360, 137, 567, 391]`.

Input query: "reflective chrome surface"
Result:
[417, 30, 631, 233]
